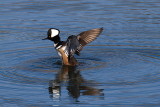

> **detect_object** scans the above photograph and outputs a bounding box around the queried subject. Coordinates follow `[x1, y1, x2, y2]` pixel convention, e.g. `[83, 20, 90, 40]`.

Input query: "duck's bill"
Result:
[42, 37, 48, 40]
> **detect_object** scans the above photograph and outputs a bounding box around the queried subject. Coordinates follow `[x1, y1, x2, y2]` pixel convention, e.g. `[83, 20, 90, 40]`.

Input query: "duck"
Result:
[43, 27, 103, 66]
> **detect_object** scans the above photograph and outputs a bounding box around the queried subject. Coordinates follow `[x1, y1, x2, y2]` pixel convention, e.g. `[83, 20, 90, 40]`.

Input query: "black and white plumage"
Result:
[43, 28, 103, 66]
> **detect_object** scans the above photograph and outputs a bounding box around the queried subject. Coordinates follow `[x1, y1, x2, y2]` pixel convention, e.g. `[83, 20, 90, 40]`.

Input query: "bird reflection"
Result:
[48, 65, 104, 102]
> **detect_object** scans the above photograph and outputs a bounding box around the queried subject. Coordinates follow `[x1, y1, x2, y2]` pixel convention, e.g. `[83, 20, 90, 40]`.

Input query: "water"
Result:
[0, 0, 160, 106]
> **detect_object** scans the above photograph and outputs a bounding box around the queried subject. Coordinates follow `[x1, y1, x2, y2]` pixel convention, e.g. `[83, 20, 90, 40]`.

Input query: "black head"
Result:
[43, 28, 61, 43]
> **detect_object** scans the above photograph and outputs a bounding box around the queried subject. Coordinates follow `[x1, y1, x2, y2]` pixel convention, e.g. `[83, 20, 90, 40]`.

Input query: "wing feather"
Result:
[65, 35, 80, 59]
[77, 27, 103, 51]
[65, 28, 103, 58]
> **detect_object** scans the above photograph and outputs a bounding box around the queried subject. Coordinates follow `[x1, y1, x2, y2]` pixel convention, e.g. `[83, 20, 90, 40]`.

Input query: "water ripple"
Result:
[0, 0, 160, 106]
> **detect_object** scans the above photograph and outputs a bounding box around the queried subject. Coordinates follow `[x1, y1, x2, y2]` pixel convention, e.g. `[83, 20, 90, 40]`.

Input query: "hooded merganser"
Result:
[43, 28, 103, 66]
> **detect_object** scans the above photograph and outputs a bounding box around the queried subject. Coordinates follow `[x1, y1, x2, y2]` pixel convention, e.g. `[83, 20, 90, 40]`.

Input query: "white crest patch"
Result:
[51, 29, 59, 37]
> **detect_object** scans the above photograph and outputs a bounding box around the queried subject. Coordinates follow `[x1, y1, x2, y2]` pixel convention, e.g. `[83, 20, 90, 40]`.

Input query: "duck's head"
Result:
[43, 28, 60, 43]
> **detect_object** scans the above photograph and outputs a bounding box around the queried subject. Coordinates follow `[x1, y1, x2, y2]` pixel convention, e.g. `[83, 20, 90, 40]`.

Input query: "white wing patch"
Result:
[58, 52, 62, 57]
[61, 46, 69, 56]
[56, 46, 68, 57]
[54, 43, 62, 50]
[54, 43, 58, 47]
[56, 45, 62, 50]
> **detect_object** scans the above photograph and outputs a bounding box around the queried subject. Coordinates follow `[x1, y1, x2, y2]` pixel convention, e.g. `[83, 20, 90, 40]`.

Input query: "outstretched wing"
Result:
[77, 27, 103, 53]
[65, 28, 103, 58]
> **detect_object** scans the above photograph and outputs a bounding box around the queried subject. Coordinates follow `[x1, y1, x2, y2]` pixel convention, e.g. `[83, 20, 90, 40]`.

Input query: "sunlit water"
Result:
[0, 0, 160, 106]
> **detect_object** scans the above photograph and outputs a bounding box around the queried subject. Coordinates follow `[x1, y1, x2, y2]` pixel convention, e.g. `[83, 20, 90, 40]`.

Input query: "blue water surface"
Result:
[0, 0, 160, 106]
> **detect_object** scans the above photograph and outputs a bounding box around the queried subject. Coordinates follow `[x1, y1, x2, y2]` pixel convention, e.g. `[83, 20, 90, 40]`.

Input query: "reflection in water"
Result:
[0, 0, 160, 106]
[48, 65, 104, 102]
